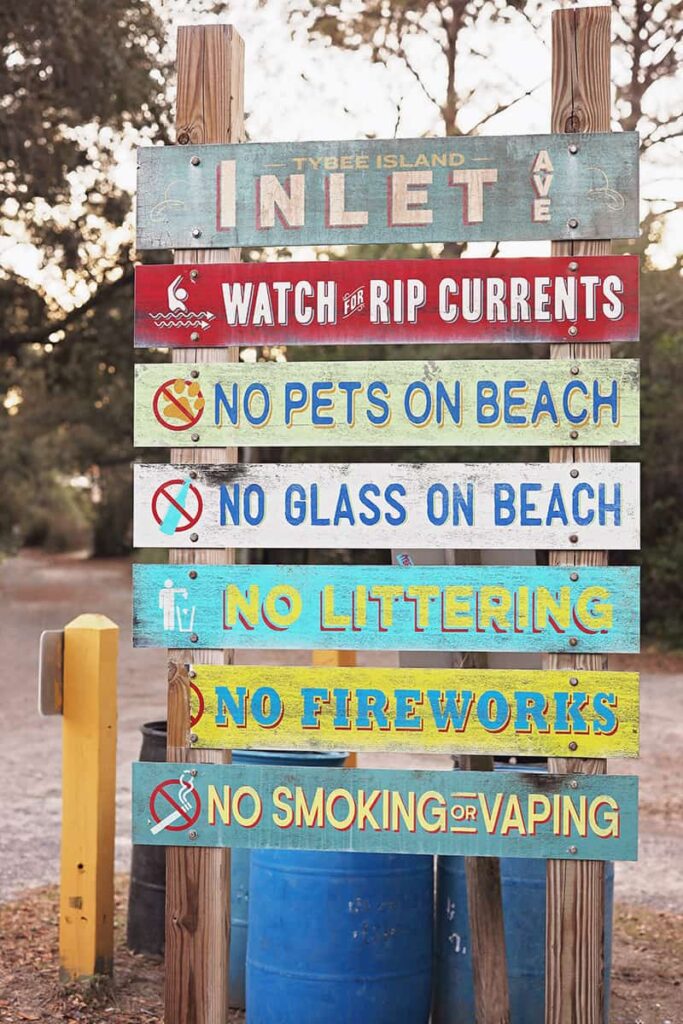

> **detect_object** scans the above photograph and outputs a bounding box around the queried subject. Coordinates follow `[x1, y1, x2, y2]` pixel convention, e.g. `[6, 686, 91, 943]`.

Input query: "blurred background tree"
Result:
[0, 0, 681, 640]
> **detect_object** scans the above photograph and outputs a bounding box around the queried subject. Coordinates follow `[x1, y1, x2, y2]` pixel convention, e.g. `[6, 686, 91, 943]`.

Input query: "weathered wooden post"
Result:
[165, 24, 244, 1024]
[59, 614, 118, 981]
[546, 8, 613, 1023]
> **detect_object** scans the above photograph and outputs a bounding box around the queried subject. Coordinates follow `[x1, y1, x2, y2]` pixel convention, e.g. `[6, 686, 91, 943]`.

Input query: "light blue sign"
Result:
[132, 563, 640, 653]
[132, 762, 638, 861]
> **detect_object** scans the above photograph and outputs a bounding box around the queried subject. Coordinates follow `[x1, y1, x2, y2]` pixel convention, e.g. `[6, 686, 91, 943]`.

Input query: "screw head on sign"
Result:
[189, 670, 197, 678]
[191, 433, 200, 442]
[569, 261, 579, 272]
[190, 732, 198, 743]
[570, 780, 578, 789]
[569, 637, 579, 647]
[190, 270, 199, 281]
[190, 331, 200, 342]
[569, 676, 579, 686]
[192, 227, 202, 238]
[190, 533, 199, 543]
[570, 430, 579, 440]
[190, 633, 199, 643]
[568, 326, 578, 337]
[191, 155, 201, 166]
[190, 769, 198, 776]
[189, 570, 198, 580]
[190, 369, 200, 379]
[568, 144, 579, 155]
[568, 741, 578, 751]
[568, 845, 578, 855]
[188, 830, 198, 840]
[570, 365, 580, 375]
[570, 571, 579, 582]
[569, 534, 578, 544]
[189, 471, 198, 480]
[570, 468, 579, 478]
[568, 218, 579, 229]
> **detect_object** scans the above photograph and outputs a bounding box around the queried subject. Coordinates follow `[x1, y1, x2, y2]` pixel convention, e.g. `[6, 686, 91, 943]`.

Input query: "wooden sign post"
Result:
[546, 8, 614, 1023]
[127, 9, 640, 1024]
[165, 25, 244, 1024]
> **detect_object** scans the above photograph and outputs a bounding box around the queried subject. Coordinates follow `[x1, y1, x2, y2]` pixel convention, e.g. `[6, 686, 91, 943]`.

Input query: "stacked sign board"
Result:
[131, 133, 640, 861]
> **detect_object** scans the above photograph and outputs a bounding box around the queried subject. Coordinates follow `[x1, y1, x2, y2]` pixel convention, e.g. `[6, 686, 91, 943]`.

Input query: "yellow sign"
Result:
[188, 664, 639, 759]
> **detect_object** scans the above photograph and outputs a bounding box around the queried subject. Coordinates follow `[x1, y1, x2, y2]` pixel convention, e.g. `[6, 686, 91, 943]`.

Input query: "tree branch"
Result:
[0, 266, 134, 357]
[465, 80, 546, 135]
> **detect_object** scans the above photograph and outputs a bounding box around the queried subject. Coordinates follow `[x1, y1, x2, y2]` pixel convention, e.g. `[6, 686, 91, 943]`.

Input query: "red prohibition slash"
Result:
[152, 378, 205, 432]
[151, 479, 203, 533]
[190, 682, 205, 727]
[149, 778, 201, 832]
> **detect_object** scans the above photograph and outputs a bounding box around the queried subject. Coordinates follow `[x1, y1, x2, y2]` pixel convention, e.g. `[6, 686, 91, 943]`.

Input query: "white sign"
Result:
[133, 463, 640, 551]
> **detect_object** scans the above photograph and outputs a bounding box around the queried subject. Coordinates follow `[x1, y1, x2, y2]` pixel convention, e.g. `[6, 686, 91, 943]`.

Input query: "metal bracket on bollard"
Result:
[38, 629, 64, 716]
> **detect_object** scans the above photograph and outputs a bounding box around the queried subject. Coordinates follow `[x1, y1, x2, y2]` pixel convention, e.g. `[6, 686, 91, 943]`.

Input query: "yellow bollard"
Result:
[312, 649, 358, 767]
[59, 614, 118, 981]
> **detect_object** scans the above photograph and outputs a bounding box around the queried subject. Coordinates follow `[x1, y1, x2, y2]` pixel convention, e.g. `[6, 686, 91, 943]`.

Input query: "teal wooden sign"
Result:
[131, 762, 638, 861]
[132, 563, 640, 653]
[136, 133, 640, 249]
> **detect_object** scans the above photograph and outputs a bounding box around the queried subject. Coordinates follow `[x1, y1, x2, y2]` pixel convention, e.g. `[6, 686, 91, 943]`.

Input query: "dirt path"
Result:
[1, 549, 682, 913]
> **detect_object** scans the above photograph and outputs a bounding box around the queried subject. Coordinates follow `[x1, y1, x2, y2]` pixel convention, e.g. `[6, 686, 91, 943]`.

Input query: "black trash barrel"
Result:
[127, 720, 167, 955]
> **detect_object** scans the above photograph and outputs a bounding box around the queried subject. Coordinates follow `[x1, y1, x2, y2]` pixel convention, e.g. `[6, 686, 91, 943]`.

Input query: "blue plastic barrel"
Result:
[229, 750, 348, 1010]
[247, 849, 433, 1024]
[433, 761, 614, 1023]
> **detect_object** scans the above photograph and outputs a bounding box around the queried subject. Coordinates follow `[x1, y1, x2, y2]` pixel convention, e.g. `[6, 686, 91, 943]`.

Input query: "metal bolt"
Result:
[190, 732, 199, 743]
[568, 143, 579, 155]
[568, 261, 579, 271]
[190, 769, 198, 776]
[568, 218, 579, 229]
[188, 570, 198, 580]
[190, 270, 199, 281]
[190, 331, 200, 342]
[189, 670, 197, 679]
[570, 430, 579, 440]
[569, 533, 578, 544]
[568, 325, 578, 337]
[569, 571, 579, 582]
[570, 365, 580, 375]
[570, 467, 579, 477]
[190, 632, 199, 643]
[190, 369, 199, 379]
[191, 155, 201, 166]
[569, 637, 579, 647]
[192, 227, 202, 238]
[190, 533, 199, 543]
[188, 830, 198, 840]
[191, 433, 200, 442]
[189, 471, 197, 480]
[569, 780, 578, 789]
[568, 741, 578, 751]
[568, 845, 578, 855]
[569, 676, 579, 686]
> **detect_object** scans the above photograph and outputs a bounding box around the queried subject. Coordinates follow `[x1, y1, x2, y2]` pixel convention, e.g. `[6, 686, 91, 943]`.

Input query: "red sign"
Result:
[134, 255, 639, 349]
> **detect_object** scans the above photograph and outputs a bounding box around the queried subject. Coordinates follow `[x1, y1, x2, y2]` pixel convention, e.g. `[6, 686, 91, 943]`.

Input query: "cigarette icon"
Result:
[150, 770, 197, 835]
[151, 809, 182, 834]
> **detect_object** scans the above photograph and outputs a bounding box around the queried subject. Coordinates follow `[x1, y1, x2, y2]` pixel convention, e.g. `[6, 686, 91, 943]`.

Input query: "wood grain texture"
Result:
[133, 359, 640, 449]
[165, 24, 244, 1024]
[186, 664, 640, 758]
[546, 9, 622, 1024]
[135, 133, 640, 249]
[132, 762, 639, 861]
[133, 461, 640, 551]
[132, 562, 641, 654]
